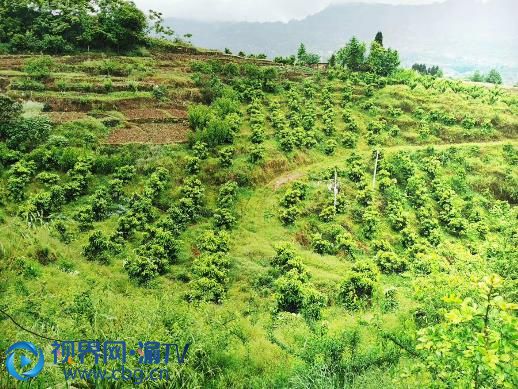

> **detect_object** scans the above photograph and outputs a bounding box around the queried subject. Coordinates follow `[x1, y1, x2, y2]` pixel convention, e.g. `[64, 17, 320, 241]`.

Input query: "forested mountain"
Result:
[167, 0, 518, 83]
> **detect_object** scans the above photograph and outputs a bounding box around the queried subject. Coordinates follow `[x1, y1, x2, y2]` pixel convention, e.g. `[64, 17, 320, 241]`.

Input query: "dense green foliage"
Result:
[0, 37, 517, 388]
[0, 0, 147, 53]
[412, 63, 443, 77]
[471, 69, 504, 85]
[334, 35, 400, 76]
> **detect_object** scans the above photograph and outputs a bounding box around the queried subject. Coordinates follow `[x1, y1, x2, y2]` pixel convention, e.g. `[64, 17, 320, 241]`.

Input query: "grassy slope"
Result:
[0, 51, 517, 388]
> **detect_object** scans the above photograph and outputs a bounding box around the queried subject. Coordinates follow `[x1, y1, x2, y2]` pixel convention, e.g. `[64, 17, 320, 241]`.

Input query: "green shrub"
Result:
[108, 179, 124, 201]
[53, 220, 72, 244]
[152, 85, 168, 101]
[381, 288, 399, 312]
[361, 207, 380, 239]
[0, 94, 22, 123]
[114, 165, 136, 183]
[188, 276, 226, 303]
[275, 270, 326, 320]
[103, 78, 113, 92]
[250, 126, 266, 144]
[341, 132, 358, 148]
[323, 139, 337, 155]
[188, 253, 231, 303]
[90, 189, 111, 221]
[114, 215, 138, 241]
[248, 145, 265, 164]
[82, 231, 114, 264]
[34, 245, 57, 265]
[24, 56, 54, 80]
[11, 78, 46, 91]
[217, 181, 238, 208]
[218, 146, 234, 167]
[271, 244, 307, 276]
[185, 156, 200, 174]
[338, 271, 377, 310]
[188, 104, 212, 131]
[274, 271, 306, 313]
[2, 116, 51, 151]
[311, 233, 336, 255]
[6, 160, 36, 201]
[35, 172, 60, 185]
[279, 206, 300, 225]
[213, 97, 240, 117]
[213, 208, 236, 229]
[416, 275, 517, 387]
[192, 141, 208, 159]
[375, 251, 408, 274]
[280, 182, 307, 207]
[198, 230, 230, 253]
[192, 253, 231, 285]
[338, 261, 379, 309]
[319, 206, 336, 222]
[336, 233, 356, 257]
[73, 207, 94, 232]
[124, 256, 159, 285]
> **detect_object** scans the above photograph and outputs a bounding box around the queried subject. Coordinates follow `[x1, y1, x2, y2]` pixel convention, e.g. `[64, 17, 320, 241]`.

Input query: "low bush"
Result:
[124, 256, 159, 285]
[24, 56, 54, 80]
[82, 231, 115, 264]
[375, 251, 408, 274]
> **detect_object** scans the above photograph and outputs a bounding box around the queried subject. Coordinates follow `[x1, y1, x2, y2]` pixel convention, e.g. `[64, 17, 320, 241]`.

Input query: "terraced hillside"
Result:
[0, 49, 517, 388]
[0, 51, 280, 144]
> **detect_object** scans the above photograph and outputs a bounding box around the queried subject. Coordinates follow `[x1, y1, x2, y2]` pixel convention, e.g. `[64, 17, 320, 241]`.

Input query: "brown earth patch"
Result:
[105, 123, 190, 144]
[0, 56, 29, 70]
[270, 171, 304, 190]
[47, 111, 88, 123]
[121, 108, 188, 122]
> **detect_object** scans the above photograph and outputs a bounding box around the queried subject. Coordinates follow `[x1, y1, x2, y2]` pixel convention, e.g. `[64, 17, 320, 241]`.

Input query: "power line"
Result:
[0, 309, 63, 342]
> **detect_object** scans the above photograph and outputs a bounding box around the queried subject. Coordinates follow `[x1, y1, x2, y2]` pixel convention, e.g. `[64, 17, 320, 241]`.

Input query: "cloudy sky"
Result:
[134, 0, 457, 22]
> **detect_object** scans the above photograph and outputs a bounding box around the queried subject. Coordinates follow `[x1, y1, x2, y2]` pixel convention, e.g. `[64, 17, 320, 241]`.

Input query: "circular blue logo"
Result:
[5, 341, 44, 381]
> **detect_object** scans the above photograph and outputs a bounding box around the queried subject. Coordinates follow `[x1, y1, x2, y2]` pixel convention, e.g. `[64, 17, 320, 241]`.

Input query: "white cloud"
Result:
[135, 0, 452, 22]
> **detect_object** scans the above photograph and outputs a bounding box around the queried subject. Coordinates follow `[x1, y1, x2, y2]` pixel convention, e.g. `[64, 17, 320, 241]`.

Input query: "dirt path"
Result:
[267, 138, 517, 190]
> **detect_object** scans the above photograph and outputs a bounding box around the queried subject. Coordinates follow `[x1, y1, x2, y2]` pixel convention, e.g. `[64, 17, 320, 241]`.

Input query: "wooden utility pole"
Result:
[372, 149, 379, 189]
[333, 168, 338, 211]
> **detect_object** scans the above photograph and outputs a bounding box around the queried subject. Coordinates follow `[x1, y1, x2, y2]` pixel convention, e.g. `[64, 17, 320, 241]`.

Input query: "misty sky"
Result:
[135, 0, 458, 22]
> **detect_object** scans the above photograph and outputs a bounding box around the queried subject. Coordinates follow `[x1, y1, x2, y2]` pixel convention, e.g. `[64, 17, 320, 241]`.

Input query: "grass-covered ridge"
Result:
[0, 49, 517, 388]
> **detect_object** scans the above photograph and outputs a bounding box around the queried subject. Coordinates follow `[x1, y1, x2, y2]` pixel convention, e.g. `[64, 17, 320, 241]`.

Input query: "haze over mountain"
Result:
[166, 0, 518, 84]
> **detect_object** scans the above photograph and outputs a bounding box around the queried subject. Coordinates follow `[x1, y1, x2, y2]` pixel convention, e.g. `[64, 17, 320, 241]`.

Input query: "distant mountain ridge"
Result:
[166, 0, 518, 84]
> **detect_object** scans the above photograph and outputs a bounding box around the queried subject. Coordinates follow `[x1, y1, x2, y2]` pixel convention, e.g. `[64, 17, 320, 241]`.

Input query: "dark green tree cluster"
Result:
[0, 0, 147, 53]
[470, 69, 503, 85]
[333, 33, 400, 76]
[296, 43, 320, 66]
[412, 63, 443, 77]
